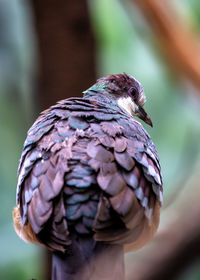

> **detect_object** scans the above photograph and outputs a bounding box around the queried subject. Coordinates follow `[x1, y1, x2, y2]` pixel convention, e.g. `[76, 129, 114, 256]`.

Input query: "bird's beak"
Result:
[135, 106, 153, 127]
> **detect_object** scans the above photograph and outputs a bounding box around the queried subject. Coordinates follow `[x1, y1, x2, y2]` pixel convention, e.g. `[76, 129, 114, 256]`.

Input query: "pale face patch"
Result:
[138, 91, 146, 107]
[117, 96, 138, 116]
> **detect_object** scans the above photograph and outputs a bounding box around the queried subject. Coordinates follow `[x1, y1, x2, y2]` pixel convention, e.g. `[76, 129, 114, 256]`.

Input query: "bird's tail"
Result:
[52, 234, 124, 280]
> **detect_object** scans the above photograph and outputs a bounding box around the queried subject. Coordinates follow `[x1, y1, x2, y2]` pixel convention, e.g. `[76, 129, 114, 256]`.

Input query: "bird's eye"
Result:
[128, 87, 138, 99]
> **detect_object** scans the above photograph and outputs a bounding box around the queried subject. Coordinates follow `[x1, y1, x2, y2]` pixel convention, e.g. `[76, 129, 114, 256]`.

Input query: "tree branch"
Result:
[31, 0, 96, 111]
[128, 0, 200, 93]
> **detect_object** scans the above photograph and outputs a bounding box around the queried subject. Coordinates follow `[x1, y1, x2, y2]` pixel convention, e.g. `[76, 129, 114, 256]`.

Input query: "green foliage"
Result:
[174, 0, 200, 30]
[0, 254, 42, 280]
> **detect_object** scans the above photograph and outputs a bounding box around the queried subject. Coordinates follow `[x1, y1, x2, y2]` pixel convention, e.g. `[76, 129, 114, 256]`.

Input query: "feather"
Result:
[68, 116, 89, 130]
[110, 187, 135, 217]
[98, 134, 115, 148]
[97, 171, 126, 196]
[114, 137, 127, 152]
[100, 121, 123, 136]
[122, 166, 140, 189]
[87, 142, 114, 162]
[114, 151, 135, 171]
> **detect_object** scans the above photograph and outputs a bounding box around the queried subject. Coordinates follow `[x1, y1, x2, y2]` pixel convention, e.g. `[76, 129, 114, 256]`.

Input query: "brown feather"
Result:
[13, 206, 40, 245]
[124, 200, 160, 252]
[114, 151, 135, 171]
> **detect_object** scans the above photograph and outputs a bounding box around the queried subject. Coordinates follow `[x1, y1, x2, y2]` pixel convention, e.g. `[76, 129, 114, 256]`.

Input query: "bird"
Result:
[13, 73, 163, 280]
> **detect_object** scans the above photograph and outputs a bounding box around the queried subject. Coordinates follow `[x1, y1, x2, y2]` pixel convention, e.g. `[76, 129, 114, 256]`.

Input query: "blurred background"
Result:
[0, 0, 200, 279]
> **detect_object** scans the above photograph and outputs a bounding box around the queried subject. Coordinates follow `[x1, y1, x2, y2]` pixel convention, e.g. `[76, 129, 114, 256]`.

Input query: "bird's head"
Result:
[91, 73, 153, 127]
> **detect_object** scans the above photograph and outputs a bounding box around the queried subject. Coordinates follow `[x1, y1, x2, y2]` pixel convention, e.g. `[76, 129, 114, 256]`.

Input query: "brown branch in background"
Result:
[30, 1, 96, 279]
[31, 0, 96, 112]
[125, 169, 200, 280]
[129, 0, 200, 92]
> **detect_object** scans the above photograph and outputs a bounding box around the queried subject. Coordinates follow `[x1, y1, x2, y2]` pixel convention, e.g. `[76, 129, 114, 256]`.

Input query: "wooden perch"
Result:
[129, 0, 200, 92]
[125, 166, 200, 280]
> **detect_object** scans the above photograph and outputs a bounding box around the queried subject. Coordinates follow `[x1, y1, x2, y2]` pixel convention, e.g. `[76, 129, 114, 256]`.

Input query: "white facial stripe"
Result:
[138, 92, 146, 106]
[117, 96, 137, 116]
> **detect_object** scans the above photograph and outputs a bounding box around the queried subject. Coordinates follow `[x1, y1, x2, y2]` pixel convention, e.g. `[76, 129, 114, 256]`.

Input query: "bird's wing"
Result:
[91, 115, 162, 248]
[16, 98, 124, 250]
[16, 98, 162, 251]
[17, 104, 72, 250]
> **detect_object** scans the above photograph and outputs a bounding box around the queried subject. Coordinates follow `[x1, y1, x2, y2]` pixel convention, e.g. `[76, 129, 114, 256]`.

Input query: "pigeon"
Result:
[13, 73, 163, 280]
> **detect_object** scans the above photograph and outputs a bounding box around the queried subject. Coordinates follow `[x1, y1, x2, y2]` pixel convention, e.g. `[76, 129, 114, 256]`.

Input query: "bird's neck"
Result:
[83, 87, 133, 119]
[83, 85, 119, 109]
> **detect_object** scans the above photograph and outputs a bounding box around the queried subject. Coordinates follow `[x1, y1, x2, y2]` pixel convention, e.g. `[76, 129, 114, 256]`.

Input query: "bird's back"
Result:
[15, 96, 162, 251]
[14, 95, 162, 279]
